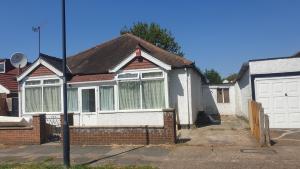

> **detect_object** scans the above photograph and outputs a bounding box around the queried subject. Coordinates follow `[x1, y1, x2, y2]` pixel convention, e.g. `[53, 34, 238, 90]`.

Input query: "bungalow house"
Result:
[0, 59, 20, 116]
[17, 34, 205, 128]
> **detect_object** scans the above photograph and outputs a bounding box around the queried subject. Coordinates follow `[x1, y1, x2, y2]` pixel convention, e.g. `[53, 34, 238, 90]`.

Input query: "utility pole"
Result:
[32, 26, 41, 55]
[61, 0, 70, 167]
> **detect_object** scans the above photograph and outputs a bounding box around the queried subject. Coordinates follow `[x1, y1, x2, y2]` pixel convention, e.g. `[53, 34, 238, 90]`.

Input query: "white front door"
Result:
[255, 76, 300, 128]
[79, 86, 98, 126]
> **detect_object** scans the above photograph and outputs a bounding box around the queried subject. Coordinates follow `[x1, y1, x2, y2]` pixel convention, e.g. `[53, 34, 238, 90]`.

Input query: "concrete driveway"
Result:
[270, 129, 300, 146]
[178, 116, 257, 146]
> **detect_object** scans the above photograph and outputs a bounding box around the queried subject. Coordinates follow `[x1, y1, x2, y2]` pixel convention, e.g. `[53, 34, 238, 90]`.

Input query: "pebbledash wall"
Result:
[61, 109, 177, 145]
[0, 114, 47, 145]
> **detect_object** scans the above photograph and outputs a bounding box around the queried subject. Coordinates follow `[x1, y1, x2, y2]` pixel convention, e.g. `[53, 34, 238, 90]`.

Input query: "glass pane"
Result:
[25, 80, 41, 85]
[223, 88, 230, 103]
[44, 79, 60, 84]
[119, 81, 140, 110]
[142, 72, 163, 78]
[25, 87, 42, 112]
[100, 86, 114, 111]
[0, 63, 4, 72]
[118, 73, 138, 79]
[67, 88, 78, 112]
[43, 86, 61, 112]
[217, 88, 223, 103]
[82, 89, 96, 112]
[142, 80, 165, 109]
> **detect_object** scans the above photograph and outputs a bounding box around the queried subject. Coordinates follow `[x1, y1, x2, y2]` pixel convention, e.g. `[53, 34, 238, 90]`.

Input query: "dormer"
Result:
[0, 60, 5, 73]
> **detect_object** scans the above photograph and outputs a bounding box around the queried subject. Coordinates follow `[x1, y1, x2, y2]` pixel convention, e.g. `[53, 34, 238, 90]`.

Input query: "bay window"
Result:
[118, 71, 165, 110]
[24, 79, 61, 113]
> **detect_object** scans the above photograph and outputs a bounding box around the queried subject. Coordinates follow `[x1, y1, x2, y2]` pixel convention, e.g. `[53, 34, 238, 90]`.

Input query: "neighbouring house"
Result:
[235, 52, 300, 128]
[0, 59, 21, 116]
[17, 34, 205, 129]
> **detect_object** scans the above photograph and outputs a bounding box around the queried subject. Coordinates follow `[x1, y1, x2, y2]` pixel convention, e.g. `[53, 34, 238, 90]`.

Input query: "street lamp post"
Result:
[61, 0, 70, 167]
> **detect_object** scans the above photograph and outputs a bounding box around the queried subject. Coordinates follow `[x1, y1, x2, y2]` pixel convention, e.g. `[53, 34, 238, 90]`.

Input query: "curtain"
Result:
[142, 80, 165, 109]
[119, 81, 140, 110]
[82, 89, 95, 112]
[43, 86, 61, 112]
[67, 88, 78, 112]
[100, 86, 114, 111]
[25, 87, 42, 112]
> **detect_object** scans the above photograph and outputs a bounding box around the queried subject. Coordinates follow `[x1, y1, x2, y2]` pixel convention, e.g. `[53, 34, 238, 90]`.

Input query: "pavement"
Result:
[0, 116, 299, 169]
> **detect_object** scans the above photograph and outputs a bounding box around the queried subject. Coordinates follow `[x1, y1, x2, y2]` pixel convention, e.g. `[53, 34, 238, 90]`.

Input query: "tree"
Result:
[224, 73, 238, 82]
[204, 69, 222, 84]
[120, 22, 184, 57]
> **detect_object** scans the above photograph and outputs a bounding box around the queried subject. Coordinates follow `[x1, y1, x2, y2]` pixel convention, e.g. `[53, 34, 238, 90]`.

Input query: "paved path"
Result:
[0, 144, 299, 169]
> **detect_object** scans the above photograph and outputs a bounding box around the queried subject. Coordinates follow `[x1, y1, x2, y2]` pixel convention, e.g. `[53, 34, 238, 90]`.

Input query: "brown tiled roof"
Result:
[0, 68, 19, 92]
[67, 33, 193, 75]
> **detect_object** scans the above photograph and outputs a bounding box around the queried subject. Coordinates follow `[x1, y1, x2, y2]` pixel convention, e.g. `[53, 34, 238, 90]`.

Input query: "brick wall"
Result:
[29, 65, 55, 77]
[122, 57, 157, 70]
[0, 114, 47, 145]
[61, 109, 176, 145]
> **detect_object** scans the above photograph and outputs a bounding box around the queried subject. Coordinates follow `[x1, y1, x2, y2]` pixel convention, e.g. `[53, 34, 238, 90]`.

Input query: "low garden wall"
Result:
[61, 109, 176, 145]
[0, 114, 47, 145]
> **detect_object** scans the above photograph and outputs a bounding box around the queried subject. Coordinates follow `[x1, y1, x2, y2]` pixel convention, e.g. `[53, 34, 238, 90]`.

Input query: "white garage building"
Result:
[236, 53, 300, 128]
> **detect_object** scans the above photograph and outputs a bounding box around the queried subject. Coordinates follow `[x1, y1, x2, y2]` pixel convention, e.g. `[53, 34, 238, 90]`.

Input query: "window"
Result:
[117, 73, 139, 79]
[217, 88, 230, 103]
[119, 81, 140, 110]
[81, 88, 96, 112]
[24, 79, 61, 113]
[67, 88, 78, 112]
[0, 62, 5, 73]
[100, 86, 114, 111]
[142, 80, 165, 109]
[118, 71, 165, 110]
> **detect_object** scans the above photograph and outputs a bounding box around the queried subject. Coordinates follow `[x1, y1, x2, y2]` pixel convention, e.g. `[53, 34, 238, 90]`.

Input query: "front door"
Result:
[79, 87, 98, 126]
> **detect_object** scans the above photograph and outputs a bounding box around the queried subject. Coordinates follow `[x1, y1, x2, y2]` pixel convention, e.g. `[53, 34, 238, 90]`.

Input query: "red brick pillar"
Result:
[32, 114, 46, 144]
[163, 108, 176, 144]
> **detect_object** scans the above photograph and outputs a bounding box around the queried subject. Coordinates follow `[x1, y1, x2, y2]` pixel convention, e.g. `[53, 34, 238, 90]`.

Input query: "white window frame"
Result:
[99, 85, 115, 113]
[116, 69, 167, 111]
[79, 86, 98, 115]
[67, 87, 79, 113]
[22, 76, 63, 114]
[0, 62, 5, 73]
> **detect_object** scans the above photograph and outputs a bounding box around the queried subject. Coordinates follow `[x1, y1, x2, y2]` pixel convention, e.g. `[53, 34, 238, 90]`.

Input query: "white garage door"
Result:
[255, 76, 300, 128]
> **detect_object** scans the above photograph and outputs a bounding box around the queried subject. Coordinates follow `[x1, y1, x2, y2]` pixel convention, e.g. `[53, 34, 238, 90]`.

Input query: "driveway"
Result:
[178, 115, 257, 146]
[270, 129, 300, 146]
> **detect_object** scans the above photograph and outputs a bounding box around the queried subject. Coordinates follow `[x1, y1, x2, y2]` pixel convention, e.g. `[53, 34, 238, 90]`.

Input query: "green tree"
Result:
[204, 69, 222, 84]
[224, 73, 238, 82]
[120, 22, 184, 57]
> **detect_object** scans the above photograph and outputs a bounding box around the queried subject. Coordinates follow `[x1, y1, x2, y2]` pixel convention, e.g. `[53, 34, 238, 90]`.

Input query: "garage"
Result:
[236, 53, 300, 128]
[255, 76, 300, 128]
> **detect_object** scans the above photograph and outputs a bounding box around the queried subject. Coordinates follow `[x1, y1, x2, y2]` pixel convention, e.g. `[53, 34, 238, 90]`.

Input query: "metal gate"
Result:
[45, 114, 61, 142]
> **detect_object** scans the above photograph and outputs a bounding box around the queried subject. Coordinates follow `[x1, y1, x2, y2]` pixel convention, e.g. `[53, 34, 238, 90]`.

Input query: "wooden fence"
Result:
[248, 100, 270, 146]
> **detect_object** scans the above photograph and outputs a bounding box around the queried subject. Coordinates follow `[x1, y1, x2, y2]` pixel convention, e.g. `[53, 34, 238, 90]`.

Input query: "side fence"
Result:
[248, 100, 271, 146]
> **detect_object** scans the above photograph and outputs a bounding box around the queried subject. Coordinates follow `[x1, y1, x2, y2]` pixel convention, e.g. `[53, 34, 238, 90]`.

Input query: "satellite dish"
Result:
[10, 52, 28, 68]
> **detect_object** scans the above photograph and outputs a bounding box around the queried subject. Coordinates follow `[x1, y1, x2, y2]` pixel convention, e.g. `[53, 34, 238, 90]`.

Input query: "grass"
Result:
[0, 163, 157, 169]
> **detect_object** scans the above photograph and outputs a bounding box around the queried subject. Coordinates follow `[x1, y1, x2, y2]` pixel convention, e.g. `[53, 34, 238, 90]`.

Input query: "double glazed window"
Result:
[0, 62, 5, 73]
[25, 79, 61, 113]
[217, 88, 230, 103]
[118, 72, 165, 110]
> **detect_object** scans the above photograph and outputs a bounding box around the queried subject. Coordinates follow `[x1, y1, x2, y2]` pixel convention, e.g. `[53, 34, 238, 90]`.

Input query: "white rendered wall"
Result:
[190, 69, 203, 122]
[202, 84, 236, 115]
[236, 70, 251, 118]
[169, 68, 190, 125]
[249, 57, 300, 75]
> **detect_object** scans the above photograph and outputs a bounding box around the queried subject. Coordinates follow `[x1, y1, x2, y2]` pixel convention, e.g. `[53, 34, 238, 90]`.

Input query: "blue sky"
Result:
[0, 0, 299, 77]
